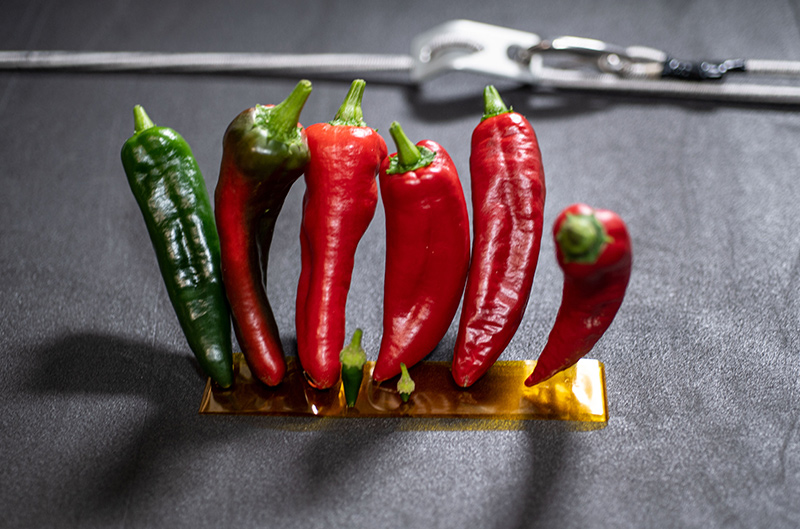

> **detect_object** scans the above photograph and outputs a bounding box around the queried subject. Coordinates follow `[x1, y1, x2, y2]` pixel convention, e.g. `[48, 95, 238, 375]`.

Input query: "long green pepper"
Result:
[121, 105, 234, 388]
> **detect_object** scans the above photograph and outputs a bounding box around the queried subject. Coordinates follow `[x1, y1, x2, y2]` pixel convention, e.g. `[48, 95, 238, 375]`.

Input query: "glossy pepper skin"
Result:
[215, 81, 312, 387]
[452, 86, 546, 387]
[526, 203, 632, 386]
[372, 122, 470, 383]
[121, 105, 233, 388]
[295, 79, 387, 389]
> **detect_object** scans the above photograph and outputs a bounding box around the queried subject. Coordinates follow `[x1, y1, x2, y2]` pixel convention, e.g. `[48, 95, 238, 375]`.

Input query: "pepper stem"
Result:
[331, 79, 366, 127]
[556, 213, 613, 264]
[340, 328, 367, 408]
[386, 121, 436, 174]
[268, 79, 313, 138]
[397, 363, 415, 403]
[133, 105, 155, 133]
[390, 122, 420, 167]
[482, 85, 511, 121]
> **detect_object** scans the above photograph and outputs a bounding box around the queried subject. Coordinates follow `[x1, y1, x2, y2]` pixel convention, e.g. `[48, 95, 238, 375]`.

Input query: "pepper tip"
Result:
[525, 368, 546, 387]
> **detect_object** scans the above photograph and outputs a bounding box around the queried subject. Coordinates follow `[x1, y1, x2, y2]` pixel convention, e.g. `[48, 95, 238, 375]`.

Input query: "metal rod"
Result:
[0, 50, 415, 75]
[535, 67, 800, 105]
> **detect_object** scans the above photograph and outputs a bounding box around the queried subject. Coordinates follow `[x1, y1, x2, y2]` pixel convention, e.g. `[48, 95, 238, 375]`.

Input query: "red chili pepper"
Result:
[452, 86, 547, 387]
[525, 203, 632, 386]
[214, 81, 312, 386]
[372, 122, 470, 383]
[295, 79, 387, 389]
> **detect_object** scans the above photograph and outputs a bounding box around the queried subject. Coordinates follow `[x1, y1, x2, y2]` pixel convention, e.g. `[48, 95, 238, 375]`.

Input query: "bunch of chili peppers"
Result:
[121, 78, 632, 400]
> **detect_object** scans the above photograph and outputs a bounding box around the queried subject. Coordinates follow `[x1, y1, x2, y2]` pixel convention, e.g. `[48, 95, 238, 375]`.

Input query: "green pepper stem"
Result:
[269, 80, 313, 138]
[397, 363, 415, 402]
[556, 213, 613, 264]
[385, 122, 436, 175]
[350, 328, 363, 347]
[331, 79, 366, 127]
[133, 105, 155, 133]
[389, 121, 421, 167]
[482, 85, 511, 121]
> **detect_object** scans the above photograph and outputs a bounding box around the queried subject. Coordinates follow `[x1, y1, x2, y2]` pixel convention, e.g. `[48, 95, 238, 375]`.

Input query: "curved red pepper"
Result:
[525, 203, 632, 386]
[372, 122, 470, 383]
[214, 81, 312, 386]
[295, 80, 387, 389]
[452, 86, 546, 387]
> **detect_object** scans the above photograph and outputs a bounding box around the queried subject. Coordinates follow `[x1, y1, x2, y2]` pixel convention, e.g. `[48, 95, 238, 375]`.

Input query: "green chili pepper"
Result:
[339, 328, 367, 407]
[397, 363, 416, 403]
[121, 105, 234, 388]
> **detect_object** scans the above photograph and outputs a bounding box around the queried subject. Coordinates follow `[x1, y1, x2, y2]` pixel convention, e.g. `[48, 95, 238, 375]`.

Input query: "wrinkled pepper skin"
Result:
[296, 80, 387, 389]
[373, 123, 470, 383]
[526, 203, 632, 386]
[121, 105, 233, 388]
[452, 86, 546, 387]
[215, 81, 312, 386]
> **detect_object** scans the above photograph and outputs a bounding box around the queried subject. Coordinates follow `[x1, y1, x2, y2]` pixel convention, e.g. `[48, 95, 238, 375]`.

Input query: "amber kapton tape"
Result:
[200, 353, 607, 427]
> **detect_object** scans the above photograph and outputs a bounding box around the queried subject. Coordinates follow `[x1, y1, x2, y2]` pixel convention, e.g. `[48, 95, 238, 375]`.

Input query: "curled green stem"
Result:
[386, 121, 435, 174]
[258, 79, 313, 140]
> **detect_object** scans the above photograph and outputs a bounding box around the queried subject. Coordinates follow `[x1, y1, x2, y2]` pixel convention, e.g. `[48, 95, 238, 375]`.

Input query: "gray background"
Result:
[1, 0, 799, 527]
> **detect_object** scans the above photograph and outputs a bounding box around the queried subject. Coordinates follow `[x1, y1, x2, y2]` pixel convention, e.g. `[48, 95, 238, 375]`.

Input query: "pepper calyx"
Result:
[397, 363, 415, 402]
[386, 121, 435, 174]
[330, 79, 367, 127]
[556, 212, 613, 264]
[133, 105, 156, 133]
[481, 85, 512, 121]
[339, 328, 367, 369]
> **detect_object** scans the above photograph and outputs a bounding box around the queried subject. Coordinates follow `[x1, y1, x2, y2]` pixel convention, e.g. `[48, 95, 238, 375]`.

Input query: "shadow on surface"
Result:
[25, 332, 203, 398]
[20, 333, 203, 524]
[503, 423, 570, 529]
[15, 333, 423, 522]
[402, 83, 800, 123]
[19, 333, 591, 527]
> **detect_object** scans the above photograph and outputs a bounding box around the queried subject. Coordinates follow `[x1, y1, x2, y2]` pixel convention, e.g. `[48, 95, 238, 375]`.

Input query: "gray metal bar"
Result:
[0, 50, 414, 75]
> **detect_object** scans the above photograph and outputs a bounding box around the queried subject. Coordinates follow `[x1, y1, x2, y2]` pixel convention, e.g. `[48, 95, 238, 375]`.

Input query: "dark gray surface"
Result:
[1, 0, 799, 527]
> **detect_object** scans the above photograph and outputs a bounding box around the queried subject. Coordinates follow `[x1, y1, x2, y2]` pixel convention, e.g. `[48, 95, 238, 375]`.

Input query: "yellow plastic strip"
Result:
[200, 353, 607, 426]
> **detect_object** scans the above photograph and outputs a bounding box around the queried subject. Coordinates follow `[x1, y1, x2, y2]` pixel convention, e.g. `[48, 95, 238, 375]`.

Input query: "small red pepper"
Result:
[295, 79, 387, 389]
[452, 85, 547, 387]
[214, 81, 312, 386]
[525, 203, 632, 386]
[372, 122, 470, 383]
